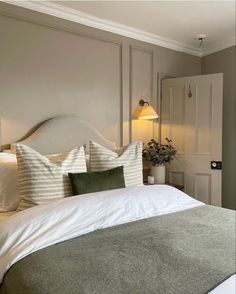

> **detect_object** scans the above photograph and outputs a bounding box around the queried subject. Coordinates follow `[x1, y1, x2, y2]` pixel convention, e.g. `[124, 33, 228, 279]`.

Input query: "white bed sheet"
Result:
[0, 185, 234, 293]
[210, 274, 235, 294]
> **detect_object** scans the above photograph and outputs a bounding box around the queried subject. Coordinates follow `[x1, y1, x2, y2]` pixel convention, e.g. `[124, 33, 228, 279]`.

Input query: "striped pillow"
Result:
[16, 144, 87, 211]
[89, 141, 143, 187]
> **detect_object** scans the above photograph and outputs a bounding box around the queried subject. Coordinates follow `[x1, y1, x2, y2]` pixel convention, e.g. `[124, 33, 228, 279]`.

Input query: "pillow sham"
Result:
[0, 153, 20, 212]
[69, 166, 125, 195]
[16, 144, 87, 211]
[89, 141, 143, 186]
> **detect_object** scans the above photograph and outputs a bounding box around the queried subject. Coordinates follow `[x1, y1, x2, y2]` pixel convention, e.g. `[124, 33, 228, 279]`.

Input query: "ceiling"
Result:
[6, 1, 236, 56]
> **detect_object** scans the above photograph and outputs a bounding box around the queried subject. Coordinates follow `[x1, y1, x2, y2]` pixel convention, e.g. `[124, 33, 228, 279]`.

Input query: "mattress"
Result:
[0, 186, 235, 293]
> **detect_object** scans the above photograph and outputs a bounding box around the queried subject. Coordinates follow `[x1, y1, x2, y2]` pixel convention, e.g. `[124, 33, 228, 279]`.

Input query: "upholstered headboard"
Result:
[4, 116, 116, 154]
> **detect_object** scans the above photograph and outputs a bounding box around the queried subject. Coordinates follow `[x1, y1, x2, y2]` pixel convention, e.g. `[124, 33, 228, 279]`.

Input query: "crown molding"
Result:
[3, 0, 202, 57]
[3, 1, 235, 58]
[201, 36, 236, 57]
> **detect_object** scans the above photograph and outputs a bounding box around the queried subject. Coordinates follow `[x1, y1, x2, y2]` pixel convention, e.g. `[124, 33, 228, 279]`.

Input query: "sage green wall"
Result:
[202, 46, 236, 210]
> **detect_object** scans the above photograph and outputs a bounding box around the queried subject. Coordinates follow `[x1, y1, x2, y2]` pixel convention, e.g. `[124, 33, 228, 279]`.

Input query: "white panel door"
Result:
[161, 74, 223, 206]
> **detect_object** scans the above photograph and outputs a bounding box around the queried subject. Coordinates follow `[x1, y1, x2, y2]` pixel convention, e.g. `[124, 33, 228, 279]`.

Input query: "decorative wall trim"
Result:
[119, 44, 124, 147]
[129, 46, 154, 142]
[168, 171, 185, 187]
[130, 46, 154, 103]
[129, 46, 133, 143]
[202, 36, 236, 57]
[3, 0, 202, 57]
[4, 1, 235, 57]
[0, 6, 124, 147]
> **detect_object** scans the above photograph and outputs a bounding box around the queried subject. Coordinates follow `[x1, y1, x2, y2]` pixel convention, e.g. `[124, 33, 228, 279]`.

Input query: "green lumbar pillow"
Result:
[68, 166, 125, 195]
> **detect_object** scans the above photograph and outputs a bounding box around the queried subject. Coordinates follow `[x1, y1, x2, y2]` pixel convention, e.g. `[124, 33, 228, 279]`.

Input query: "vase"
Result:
[151, 165, 165, 184]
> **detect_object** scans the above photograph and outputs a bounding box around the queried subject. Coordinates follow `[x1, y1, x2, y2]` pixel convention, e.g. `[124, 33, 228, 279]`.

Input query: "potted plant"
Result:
[143, 138, 177, 184]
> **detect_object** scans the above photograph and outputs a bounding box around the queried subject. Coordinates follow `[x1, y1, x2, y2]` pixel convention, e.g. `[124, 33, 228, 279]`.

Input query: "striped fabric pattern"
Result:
[89, 141, 143, 187]
[16, 144, 87, 211]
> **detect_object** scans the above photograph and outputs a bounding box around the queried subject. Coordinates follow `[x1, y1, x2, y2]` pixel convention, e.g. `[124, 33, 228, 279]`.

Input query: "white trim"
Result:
[202, 36, 236, 57]
[2, 0, 202, 57]
[3, 1, 235, 57]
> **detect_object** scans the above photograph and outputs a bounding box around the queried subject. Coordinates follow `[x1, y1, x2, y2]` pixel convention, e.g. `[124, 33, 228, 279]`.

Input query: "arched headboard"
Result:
[7, 116, 116, 154]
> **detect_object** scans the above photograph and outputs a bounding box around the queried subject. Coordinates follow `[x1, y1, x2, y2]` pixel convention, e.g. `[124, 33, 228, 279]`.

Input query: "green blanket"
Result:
[1, 205, 235, 294]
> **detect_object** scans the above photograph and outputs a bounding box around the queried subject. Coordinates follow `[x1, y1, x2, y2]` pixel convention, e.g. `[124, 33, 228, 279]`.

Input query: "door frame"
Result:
[157, 72, 174, 143]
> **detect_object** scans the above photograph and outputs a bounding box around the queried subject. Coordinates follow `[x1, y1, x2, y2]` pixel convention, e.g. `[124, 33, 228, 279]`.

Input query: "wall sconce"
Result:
[138, 99, 158, 120]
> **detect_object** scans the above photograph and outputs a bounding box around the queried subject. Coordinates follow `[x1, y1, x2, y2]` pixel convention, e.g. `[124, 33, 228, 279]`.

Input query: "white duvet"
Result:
[0, 185, 235, 294]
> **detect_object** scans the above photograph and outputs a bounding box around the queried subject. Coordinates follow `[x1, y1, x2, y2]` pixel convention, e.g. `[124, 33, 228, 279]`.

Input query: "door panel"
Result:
[161, 73, 223, 206]
[170, 86, 186, 154]
[195, 83, 212, 155]
[194, 173, 211, 204]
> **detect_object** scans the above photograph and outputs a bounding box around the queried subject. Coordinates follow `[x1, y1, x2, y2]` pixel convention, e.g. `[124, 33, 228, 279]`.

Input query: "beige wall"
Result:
[0, 2, 201, 149]
[0, 3, 234, 209]
[202, 46, 236, 210]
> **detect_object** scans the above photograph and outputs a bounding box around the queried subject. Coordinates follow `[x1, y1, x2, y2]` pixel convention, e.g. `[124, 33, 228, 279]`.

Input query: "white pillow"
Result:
[16, 144, 87, 211]
[0, 153, 19, 212]
[89, 141, 143, 186]
[0, 149, 88, 212]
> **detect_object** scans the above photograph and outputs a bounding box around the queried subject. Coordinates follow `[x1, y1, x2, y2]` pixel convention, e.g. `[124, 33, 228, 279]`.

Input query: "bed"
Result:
[0, 116, 235, 294]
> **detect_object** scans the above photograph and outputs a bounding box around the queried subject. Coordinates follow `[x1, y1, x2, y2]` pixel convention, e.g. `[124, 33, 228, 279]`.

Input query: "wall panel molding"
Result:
[2, 0, 205, 57]
[0, 3, 202, 147]
[168, 171, 185, 187]
[0, 12, 124, 146]
[0, 10, 123, 47]
[129, 46, 154, 142]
